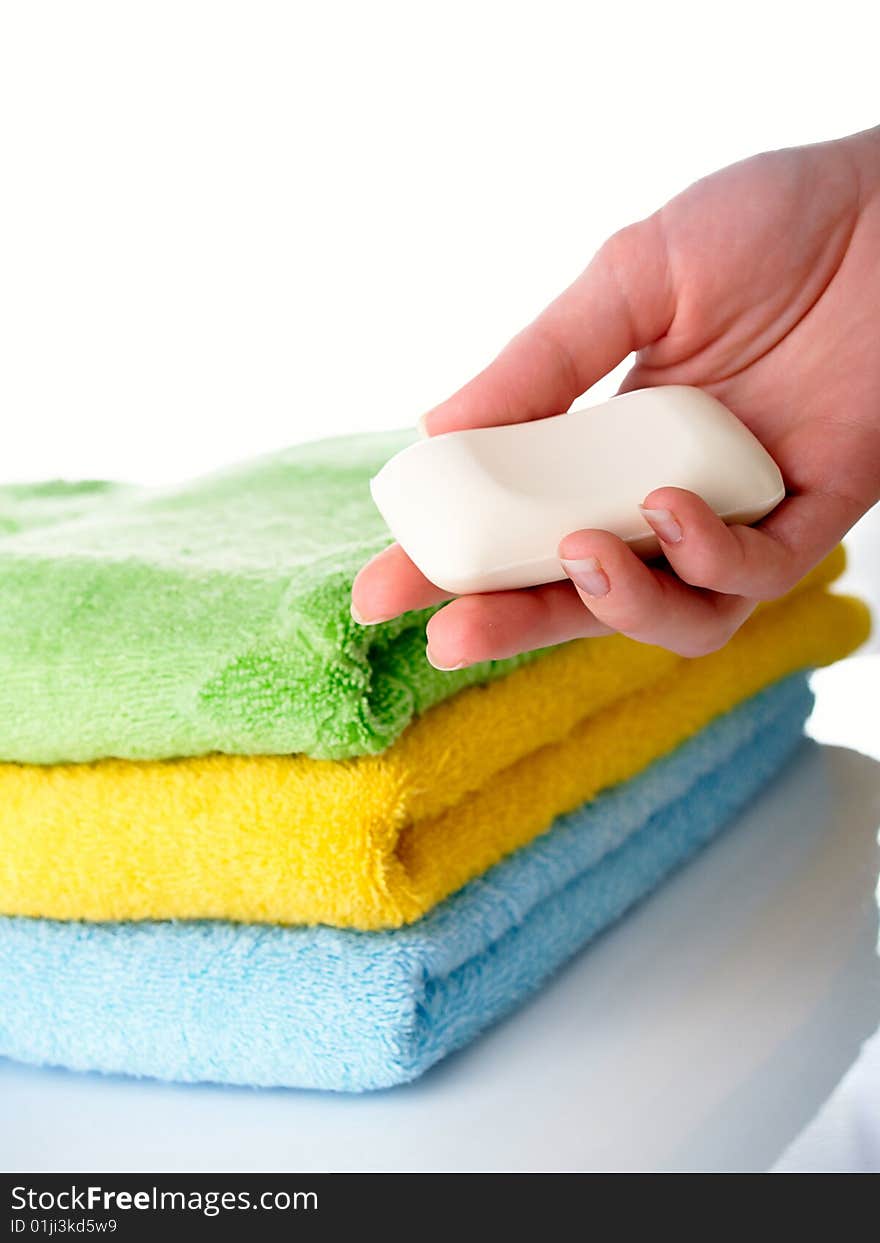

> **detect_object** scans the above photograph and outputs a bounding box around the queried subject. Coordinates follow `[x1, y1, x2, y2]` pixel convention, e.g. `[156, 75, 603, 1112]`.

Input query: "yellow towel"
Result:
[0, 549, 867, 929]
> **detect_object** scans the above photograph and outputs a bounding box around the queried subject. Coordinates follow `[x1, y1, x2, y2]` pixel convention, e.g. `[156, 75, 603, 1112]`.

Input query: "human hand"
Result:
[353, 128, 880, 668]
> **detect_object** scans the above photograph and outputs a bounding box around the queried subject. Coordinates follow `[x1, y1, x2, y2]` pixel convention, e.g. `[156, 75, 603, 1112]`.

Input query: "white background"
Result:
[1, 0, 879, 484]
[1, 1, 879, 1173]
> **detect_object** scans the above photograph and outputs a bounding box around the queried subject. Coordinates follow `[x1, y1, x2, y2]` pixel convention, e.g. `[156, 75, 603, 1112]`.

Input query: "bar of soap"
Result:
[370, 386, 785, 595]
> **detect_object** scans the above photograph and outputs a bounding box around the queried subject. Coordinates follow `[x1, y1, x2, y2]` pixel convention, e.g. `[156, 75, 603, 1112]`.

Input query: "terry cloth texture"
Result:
[0, 434, 551, 764]
[0, 570, 867, 929]
[0, 676, 813, 1092]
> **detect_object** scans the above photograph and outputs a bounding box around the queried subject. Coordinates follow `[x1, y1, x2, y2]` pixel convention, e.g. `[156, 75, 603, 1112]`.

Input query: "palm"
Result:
[624, 140, 879, 512]
[353, 130, 880, 667]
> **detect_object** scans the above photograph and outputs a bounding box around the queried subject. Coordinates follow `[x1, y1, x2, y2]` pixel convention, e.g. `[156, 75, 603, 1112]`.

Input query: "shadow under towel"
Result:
[0, 676, 812, 1092]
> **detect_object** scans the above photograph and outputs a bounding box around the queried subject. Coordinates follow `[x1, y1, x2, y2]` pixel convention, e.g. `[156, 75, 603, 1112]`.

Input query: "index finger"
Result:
[423, 216, 673, 437]
[351, 542, 451, 625]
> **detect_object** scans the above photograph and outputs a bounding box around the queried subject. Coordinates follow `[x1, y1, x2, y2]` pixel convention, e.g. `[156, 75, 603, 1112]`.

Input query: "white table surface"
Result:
[3, 513, 879, 1174]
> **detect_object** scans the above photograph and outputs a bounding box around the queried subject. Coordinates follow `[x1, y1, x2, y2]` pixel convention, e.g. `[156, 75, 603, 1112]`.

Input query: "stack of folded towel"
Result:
[0, 433, 869, 1091]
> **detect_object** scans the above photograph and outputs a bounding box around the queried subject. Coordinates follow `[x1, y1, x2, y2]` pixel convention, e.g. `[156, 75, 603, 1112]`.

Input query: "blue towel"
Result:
[0, 676, 812, 1092]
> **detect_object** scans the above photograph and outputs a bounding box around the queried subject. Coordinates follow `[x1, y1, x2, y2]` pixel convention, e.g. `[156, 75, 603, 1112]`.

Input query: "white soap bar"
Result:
[370, 386, 785, 595]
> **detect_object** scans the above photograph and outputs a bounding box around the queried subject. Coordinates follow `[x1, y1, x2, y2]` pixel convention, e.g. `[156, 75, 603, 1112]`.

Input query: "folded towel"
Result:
[0, 435, 550, 764]
[0, 676, 812, 1091]
[0, 569, 866, 928]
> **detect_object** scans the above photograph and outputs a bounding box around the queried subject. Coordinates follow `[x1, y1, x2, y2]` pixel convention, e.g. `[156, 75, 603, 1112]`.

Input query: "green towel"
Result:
[0, 433, 536, 764]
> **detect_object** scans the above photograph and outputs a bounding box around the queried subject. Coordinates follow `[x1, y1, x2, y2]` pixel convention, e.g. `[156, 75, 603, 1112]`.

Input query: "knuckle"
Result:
[673, 562, 719, 592]
[604, 602, 651, 637]
[675, 528, 738, 587]
[449, 599, 490, 646]
[601, 221, 645, 266]
[672, 622, 735, 659]
[755, 566, 799, 601]
[427, 600, 479, 654]
[673, 635, 716, 659]
[674, 539, 741, 593]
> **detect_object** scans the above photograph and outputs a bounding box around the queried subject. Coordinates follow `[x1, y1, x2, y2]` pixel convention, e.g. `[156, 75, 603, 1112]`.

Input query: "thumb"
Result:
[422, 215, 675, 437]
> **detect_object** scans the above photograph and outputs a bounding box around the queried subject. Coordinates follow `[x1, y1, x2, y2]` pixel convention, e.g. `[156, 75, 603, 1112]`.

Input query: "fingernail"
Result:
[417, 413, 432, 439]
[426, 646, 466, 672]
[639, 505, 683, 544]
[560, 556, 610, 598]
[351, 601, 390, 626]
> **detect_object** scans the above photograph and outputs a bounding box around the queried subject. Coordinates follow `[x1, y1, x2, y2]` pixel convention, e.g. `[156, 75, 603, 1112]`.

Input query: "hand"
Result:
[353, 128, 880, 668]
